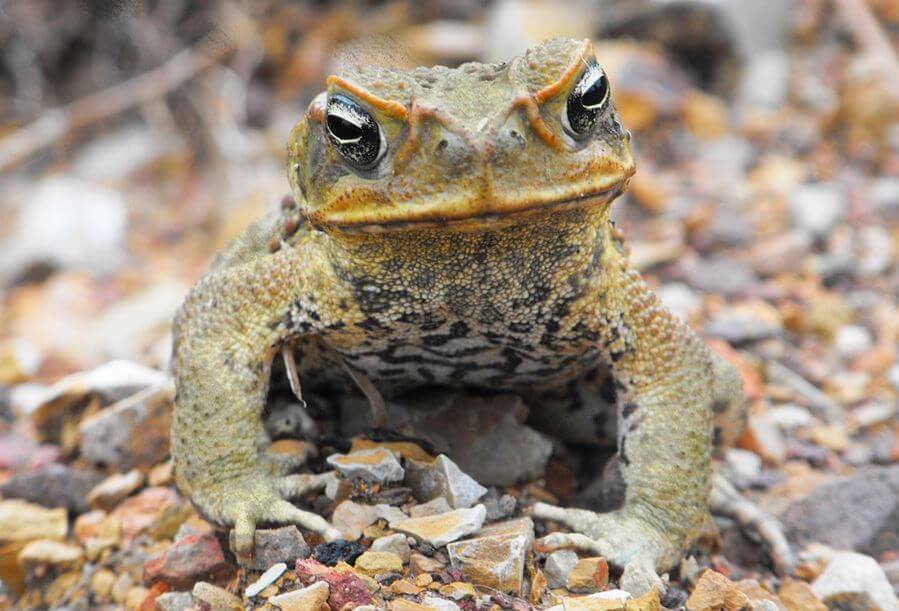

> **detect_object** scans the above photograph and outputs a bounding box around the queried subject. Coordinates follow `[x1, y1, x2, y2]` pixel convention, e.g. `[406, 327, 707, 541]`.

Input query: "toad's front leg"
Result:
[534, 256, 736, 594]
[171, 246, 343, 557]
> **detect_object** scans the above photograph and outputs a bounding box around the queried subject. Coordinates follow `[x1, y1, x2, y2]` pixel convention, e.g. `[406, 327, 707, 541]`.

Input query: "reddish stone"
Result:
[142, 533, 234, 589]
[295, 558, 372, 609]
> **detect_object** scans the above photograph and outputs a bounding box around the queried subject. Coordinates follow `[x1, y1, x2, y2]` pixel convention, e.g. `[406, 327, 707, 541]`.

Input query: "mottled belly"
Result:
[291, 320, 602, 395]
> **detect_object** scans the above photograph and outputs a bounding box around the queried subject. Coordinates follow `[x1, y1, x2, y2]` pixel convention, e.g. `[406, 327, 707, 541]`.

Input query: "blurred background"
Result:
[0, 0, 897, 607]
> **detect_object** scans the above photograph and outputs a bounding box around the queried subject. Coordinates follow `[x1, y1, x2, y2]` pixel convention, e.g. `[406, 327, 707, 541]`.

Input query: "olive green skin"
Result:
[171, 37, 744, 594]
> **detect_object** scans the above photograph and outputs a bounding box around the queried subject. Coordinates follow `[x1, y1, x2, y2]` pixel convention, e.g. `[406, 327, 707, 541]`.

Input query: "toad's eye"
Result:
[325, 94, 385, 169]
[563, 65, 609, 137]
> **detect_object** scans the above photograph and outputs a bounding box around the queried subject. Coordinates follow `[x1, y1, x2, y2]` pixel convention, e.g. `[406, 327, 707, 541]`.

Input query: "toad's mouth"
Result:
[313, 179, 631, 234]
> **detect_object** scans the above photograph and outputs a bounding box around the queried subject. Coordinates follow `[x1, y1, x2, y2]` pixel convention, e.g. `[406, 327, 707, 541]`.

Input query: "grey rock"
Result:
[737, 51, 790, 109]
[685, 256, 756, 296]
[370, 533, 411, 564]
[781, 465, 899, 557]
[79, 384, 172, 470]
[790, 182, 848, 238]
[811, 552, 898, 611]
[154, 591, 194, 611]
[405, 454, 487, 509]
[483, 492, 517, 522]
[0, 463, 102, 513]
[544, 550, 579, 589]
[352, 392, 552, 487]
[749, 231, 812, 276]
[239, 526, 310, 570]
[409, 497, 452, 518]
[703, 309, 780, 344]
[326, 447, 404, 484]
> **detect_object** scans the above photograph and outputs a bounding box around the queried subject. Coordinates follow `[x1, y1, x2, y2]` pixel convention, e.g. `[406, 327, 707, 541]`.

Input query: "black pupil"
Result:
[325, 94, 382, 168]
[566, 67, 608, 136]
[581, 74, 607, 108]
[327, 114, 362, 142]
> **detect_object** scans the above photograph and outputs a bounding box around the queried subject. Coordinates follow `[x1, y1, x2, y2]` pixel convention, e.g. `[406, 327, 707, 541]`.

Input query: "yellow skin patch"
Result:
[171, 37, 744, 593]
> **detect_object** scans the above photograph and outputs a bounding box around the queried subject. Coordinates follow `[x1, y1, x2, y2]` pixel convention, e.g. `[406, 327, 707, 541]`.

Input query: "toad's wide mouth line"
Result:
[318, 181, 629, 234]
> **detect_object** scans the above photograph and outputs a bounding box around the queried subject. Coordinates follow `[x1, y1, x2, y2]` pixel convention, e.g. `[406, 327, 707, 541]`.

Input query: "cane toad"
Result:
[171, 38, 745, 591]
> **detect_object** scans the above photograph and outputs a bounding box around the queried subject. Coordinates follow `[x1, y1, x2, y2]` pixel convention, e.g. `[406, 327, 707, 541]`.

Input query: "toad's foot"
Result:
[533, 504, 691, 595]
[195, 471, 341, 557]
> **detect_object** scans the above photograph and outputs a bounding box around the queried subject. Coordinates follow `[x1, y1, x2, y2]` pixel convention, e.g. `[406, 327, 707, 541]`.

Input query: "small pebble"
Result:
[834, 325, 873, 360]
[245, 562, 286, 598]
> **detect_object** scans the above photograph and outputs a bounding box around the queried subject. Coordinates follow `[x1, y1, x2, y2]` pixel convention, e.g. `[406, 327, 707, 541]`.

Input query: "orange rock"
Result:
[686, 569, 751, 611]
[778, 578, 826, 611]
[566, 557, 609, 593]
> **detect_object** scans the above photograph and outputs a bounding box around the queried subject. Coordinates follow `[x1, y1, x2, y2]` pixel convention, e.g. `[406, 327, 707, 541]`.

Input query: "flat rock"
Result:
[236, 525, 310, 570]
[404, 454, 487, 509]
[191, 582, 242, 610]
[544, 549, 579, 589]
[409, 497, 452, 518]
[331, 500, 408, 540]
[0, 463, 102, 513]
[446, 517, 533, 595]
[354, 551, 404, 577]
[811, 552, 898, 611]
[0, 499, 67, 542]
[80, 384, 173, 470]
[394, 505, 487, 548]
[686, 570, 751, 611]
[326, 447, 404, 484]
[142, 533, 234, 590]
[370, 533, 411, 563]
[780, 465, 899, 557]
[269, 580, 329, 610]
[18, 539, 84, 569]
[87, 469, 143, 511]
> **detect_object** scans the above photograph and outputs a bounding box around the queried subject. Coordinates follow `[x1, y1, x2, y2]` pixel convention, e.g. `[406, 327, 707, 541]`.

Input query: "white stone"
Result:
[790, 182, 847, 238]
[811, 552, 898, 611]
[768, 404, 814, 430]
[834, 325, 874, 360]
[887, 363, 899, 393]
[245, 562, 286, 598]
[1, 176, 127, 275]
[725, 448, 762, 480]
[422, 595, 462, 610]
